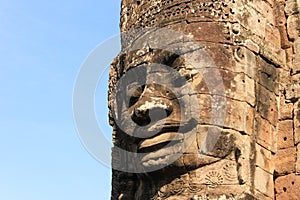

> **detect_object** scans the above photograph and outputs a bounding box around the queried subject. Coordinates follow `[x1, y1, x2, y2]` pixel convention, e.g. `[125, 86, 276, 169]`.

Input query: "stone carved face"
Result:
[112, 48, 236, 173]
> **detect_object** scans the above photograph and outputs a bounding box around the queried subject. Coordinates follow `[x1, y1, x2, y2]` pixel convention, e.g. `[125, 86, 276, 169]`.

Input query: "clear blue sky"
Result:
[0, 1, 120, 199]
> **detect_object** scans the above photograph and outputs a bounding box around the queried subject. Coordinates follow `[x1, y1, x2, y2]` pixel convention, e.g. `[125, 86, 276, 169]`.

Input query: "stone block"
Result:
[197, 94, 254, 135]
[260, 41, 286, 68]
[239, 5, 266, 39]
[234, 135, 252, 184]
[275, 173, 300, 200]
[287, 15, 299, 42]
[278, 120, 295, 149]
[185, 22, 231, 44]
[193, 69, 255, 106]
[255, 143, 275, 174]
[225, 71, 255, 106]
[250, 0, 275, 24]
[285, 74, 300, 100]
[279, 68, 293, 90]
[193, 159, 240, 186]
[256, 84, 278, 126]
[292, 74, 300, 99]
[243, 39, 260, 54]
[293, 38, 300, 73]
[203, 44, 248, 75]
[265, 23, 281, 49]
[254, 166, 274, 198]
[297, 143, 300, 174]
[227, 101, 254, 135]
[279, 95, 294, 120]
[275, 147, 297, 175]
[233, 46, 257, 79]
[257, 57, 279, 95]
[245, 75, 256, 107]
[285, 0, 299, 16]
[286, 47, 294, 71]
[256, 116, 277, 153]
[295, 101, 300, 144]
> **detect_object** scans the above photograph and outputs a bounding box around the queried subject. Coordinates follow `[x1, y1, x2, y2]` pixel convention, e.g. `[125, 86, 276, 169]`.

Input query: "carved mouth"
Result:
[137, 119, 198, 167]
[141, 152, 182, 167]
[144, 119, 181, 137]
[138, 132, 184, 151]
[140, 142, 183, 167]
[137, 120, 183, 153]
[138, 128, 184, 167]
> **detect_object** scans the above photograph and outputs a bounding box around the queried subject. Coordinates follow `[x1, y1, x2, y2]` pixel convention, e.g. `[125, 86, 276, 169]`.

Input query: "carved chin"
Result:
[138, 130, 235, 169]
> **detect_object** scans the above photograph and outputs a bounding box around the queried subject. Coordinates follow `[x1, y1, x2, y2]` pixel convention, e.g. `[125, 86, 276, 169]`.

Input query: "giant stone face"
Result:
[112, 46, 236, 173]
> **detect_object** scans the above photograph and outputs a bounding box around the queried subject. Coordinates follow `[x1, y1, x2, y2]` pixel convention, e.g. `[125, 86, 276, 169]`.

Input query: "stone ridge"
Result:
[120, 0, 236, 31]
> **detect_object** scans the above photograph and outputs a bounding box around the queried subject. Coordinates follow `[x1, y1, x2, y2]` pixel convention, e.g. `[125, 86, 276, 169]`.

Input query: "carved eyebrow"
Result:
[125, 62, 148, 73]
[122, 51, 183, 75]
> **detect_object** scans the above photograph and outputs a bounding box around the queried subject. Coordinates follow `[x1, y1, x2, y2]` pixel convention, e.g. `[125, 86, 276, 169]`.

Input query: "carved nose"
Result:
[132, 101, 173, 126]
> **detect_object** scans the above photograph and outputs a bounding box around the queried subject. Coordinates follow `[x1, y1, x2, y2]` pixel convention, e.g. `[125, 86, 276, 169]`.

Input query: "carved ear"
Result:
[234, 134, 252, 185]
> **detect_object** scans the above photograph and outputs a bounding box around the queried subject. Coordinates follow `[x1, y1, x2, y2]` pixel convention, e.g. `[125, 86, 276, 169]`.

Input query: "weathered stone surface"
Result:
[285, 0, 300, 16]
[257, 57, 279, 95]
[275, 147, 297, 175]
[255, 143, 275, 174]
[279, 96, 294, 120]
[278, 120, 295, 149]
[248, 0, 275, 25]
[292, 38, 300, 73]
[191, 67, 255, 106]
[297, 143, 300, 174]
[256, 84, 279, 126]
[285, 74, 300, 101]
[238, 4, 266, 39]
[185, 22, 232, 44]
[275, 1, 293, 49]
[232, 46, 257, 79]
[260, 41, 286, 67]
[254, 166, 274, 198]
[275, 173, 300, 200]
[196, 94, 254, 135]
[295, 101, 300, 144]
[265, 23, 281, 49]
[264, 0, 275, 8]
[256, 116, 276, 153]
[293, 38, 300, 73]
[287, 15, 299, 41]
[243, 39, 260, 54]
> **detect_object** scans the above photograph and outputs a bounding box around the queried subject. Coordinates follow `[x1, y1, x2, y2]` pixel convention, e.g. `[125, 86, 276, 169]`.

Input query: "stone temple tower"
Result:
[108, 0, 300, 199]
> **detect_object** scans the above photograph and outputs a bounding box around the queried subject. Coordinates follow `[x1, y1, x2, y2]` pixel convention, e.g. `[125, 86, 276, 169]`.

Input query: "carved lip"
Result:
[138, 132, 184, 150]
[138, 118, 196, 137]
[137, 119, 182, 152]
[138, 118, 197, 166]
[144, 119, 182, 137]
[137, 118, 197, 150]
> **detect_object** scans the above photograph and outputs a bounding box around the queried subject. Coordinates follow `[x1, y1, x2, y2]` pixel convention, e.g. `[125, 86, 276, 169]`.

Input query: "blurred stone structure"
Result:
[108, 0, 300, 199]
